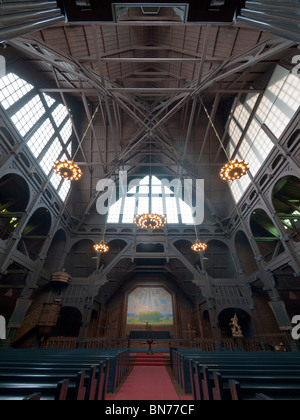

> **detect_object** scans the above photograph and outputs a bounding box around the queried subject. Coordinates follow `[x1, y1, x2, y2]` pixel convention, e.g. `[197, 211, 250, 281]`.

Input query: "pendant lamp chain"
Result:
[54, 105, 100, 181]
[134, 134, 166, 229]
[94, 171, 114, 254]
[199, 97, 249, 182]
[185, 174, 207, 253]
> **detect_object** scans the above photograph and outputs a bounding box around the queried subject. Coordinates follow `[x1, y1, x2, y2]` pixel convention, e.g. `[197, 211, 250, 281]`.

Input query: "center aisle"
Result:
[113, 366, 180, 401]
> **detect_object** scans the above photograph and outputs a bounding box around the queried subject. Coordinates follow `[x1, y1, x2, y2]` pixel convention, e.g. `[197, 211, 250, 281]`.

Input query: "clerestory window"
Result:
[227, 65, 300, 203]
[107, 175, 194, 225]
[0, 72, 73, 202]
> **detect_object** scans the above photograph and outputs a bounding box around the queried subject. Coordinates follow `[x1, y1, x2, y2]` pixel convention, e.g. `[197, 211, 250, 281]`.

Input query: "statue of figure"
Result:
[230, 313, 243, 338]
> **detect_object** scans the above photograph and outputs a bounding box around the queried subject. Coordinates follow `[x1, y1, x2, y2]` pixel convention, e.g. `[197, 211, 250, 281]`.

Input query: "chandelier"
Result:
[135, 212, 167, 230]
[200, 97, 249, 182]
[53, 105, 99, 181]
[94, 240, 109, 253]
[219, 159, 249, 181]
[134, 136, 167, 230]
[53, 159, 83, 181]
[191, 239, 208, 253]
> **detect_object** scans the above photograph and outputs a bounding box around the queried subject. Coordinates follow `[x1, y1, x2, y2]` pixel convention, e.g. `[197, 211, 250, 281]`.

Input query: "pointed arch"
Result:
[107, 175, 194, 225]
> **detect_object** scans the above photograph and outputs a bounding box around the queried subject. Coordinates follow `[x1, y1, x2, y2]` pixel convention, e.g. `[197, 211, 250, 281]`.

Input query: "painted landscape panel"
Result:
[127, 287, 173, 325]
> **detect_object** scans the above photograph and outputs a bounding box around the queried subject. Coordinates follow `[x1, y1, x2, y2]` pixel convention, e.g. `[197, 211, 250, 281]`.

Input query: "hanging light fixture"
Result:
[135, 212, 167, 230]
[53, 105, 99, 181]
[94, 240, 109, 254]
[191, 239, 208, 253]
[134, 135, 167, 230]
[94, 178, 115, 255]
[200, 98, 249, 182]
[219, 159, 249, 181]
[53, 160, 82, 181]
[182, 178, 207, 253]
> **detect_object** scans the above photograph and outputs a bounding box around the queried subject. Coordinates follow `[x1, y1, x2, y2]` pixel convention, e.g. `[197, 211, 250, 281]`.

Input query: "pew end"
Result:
[256, 393, 273, 400]
[212, 372, 225, 401]
[55, 379, 69, 401]
[229, 379, 243, 401]
[23, 393, 41, 401]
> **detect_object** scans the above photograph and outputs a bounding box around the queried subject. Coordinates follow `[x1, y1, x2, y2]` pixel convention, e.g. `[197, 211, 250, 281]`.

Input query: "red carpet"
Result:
[134, 353, 167, 367]
[114, 367, 179, 401]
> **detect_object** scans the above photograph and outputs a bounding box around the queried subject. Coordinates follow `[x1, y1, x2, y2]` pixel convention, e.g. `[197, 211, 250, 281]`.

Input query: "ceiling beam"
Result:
[100, 57, 203, 63]
[196, 25, 212, 85]
[40, 87, 264, 95]
[109, 87, 194, 93]
[75, 161, 224, 167]
[80, 93, 105, 166]
[51, 68, 92, 172]
[182, 97, 198, 163]
[92, 24, 119, 161]
[79, 48, 225, 60]
[194, 38, 295, 96]
[198, 94, 221, 163]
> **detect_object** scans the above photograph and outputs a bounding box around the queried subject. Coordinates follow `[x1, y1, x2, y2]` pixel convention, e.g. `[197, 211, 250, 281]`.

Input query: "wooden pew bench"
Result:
[171, 349, 300, 400]
[0, 348, 130, 394]
[192, 363, 300, 401]
[190, 362, 300, 401]
[228, 378, 300, 401]
[176, 352, 300, 394]
[0, 352, 114, 400]
[0, 378, 71, 401]
[0, 366, 104, 401]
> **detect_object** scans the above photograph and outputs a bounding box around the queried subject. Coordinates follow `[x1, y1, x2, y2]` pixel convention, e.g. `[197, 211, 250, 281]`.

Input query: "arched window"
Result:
[250, 209, 284, 262]
[18, 207, 52, 260]
[272, 176, 300, 242]
[65, 239, 96, 278]
[235, 231, 258, 276]
[0, 174, 30, 240]
[206, 240, 236, 278]
[108, 175, 194, 225]
[56, 307, 82, 337]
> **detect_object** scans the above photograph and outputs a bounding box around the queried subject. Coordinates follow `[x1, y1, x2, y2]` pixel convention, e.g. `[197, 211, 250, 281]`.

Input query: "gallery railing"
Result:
[41, 334, 292, 352]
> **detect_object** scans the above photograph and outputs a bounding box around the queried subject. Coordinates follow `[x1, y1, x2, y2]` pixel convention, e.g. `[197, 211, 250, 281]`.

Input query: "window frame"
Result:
[0, 72, 73, 202]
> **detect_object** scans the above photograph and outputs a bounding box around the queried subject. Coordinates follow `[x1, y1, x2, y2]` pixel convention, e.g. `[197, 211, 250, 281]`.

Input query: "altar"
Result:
[128, 331, 173, 350]
[129, 331, 171, 340]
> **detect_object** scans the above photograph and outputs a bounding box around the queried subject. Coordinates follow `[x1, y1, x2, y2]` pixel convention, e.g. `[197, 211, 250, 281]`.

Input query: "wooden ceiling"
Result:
[2, 15, 298, 303]
[5, 20, 297, 223]
[25, 23, 277, 99]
